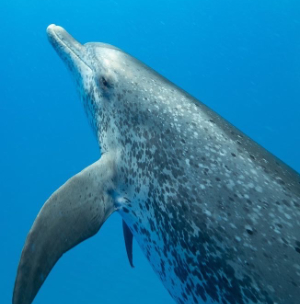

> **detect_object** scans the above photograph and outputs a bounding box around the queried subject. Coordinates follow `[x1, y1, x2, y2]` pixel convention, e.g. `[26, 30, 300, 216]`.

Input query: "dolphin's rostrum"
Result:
[13, 25, 300, 304]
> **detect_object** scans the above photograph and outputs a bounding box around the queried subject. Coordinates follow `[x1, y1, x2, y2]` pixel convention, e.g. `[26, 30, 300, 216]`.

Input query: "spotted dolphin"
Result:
[13, 25, 300, 304]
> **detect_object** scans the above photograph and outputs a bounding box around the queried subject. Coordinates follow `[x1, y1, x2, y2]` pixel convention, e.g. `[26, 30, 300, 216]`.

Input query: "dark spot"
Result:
[224, 165, 231, 171]
[291, 281, 298, 287]
[195, 284, 207, 302]
[123, 207, 130, 213]
[117, 93, 122, 101]
[246, 228, 254, 235]
[282, 200, 290, 207]
[277, 179, 285, 185]
[231, 153, 236, 157]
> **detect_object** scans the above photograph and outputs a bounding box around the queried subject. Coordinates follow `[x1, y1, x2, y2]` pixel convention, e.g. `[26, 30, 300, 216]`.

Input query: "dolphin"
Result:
[13, 25, 300, 304]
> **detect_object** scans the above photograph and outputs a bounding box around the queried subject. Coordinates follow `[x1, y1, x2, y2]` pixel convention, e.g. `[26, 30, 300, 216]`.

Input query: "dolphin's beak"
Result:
[46, 24, 91, 72]
[13, 157, 115, 304]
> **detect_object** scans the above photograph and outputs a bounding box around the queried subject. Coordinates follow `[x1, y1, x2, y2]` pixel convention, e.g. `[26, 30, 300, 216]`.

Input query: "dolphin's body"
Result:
[13, 25, 300, 304]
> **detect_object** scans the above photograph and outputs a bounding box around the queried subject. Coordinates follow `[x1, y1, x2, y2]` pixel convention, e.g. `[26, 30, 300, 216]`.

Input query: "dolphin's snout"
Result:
[46, 23, 59, 34]
[46, 24, 85, 66]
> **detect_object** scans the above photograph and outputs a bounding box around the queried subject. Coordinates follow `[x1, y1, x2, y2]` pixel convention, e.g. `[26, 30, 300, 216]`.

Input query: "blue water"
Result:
[1, 1, 299, 303]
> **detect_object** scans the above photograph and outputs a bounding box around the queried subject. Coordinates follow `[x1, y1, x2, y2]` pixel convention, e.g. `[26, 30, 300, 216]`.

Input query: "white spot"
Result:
[205, 210, 212, 217]
[255, 186, 263, 193]
[235, 236, 241, 242]
[284, 213, 292, 220]
[250, 169, 258, 175]
[226, 180, 236, 190]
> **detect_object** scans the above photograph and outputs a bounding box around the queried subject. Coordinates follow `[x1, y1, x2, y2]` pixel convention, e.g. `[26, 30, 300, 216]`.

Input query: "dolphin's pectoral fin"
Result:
[13, 154, 116, 304]
[123, 220, 134, 268]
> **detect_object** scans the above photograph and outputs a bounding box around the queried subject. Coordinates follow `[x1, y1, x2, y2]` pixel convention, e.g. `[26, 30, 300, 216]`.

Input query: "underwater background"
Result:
[1, 0, 299, 303]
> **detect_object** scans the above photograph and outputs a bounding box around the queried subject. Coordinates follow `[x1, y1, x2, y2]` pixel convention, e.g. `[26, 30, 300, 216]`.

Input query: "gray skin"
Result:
[13, 25, 300, 304]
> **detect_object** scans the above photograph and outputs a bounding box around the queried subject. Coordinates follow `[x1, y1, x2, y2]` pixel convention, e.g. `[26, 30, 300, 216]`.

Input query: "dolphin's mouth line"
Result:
[50, 27, 92, 71]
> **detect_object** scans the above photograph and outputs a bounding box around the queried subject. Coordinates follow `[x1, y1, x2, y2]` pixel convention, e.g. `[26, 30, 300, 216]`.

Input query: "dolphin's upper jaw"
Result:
[47, 24, 92, 72]
[46, 25, 96, 130]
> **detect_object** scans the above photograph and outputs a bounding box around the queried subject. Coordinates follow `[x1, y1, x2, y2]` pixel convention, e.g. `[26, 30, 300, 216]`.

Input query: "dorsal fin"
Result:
[122, 220, 134, 268]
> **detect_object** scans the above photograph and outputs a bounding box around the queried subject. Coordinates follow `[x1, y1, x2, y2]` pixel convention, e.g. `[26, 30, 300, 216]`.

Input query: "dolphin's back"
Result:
[117, 68, 300, 304]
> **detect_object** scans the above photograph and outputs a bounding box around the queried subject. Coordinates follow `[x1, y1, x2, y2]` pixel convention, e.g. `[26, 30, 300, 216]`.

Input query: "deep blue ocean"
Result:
[1, 1, 299, 303]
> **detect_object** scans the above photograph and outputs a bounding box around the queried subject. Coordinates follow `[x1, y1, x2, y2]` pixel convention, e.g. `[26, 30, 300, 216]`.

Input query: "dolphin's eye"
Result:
[101, 77, 108, 87]
[100, 76, 112, 90]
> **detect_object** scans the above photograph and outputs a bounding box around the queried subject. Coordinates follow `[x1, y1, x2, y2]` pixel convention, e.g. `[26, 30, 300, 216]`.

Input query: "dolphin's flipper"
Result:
[122, 220, 134, 268]
[13, 153, 116, 304]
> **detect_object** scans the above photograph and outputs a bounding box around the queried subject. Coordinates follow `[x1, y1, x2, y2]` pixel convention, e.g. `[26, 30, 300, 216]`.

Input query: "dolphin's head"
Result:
[46, 25, 117, 130]
[47, 25, 147, 139]
[47, 25, 172, 151]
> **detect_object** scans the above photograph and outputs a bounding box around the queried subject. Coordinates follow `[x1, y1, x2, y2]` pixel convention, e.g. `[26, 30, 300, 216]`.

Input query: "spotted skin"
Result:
[50, 25, 300, 304]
